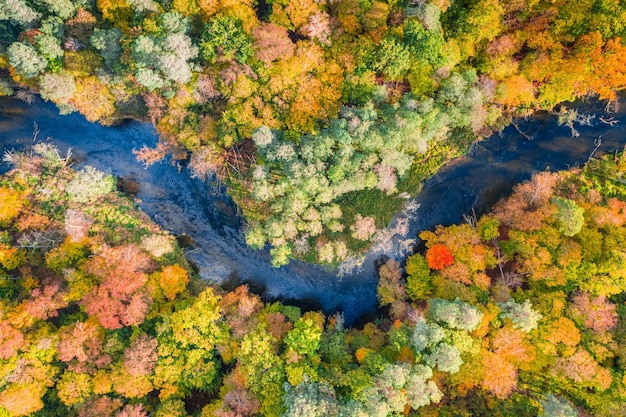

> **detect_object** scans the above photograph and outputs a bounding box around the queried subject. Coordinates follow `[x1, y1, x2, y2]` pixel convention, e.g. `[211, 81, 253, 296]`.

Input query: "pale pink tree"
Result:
[123, 334, 158, 376]
[252, 23, 295, 64]
[351, 214, 377, 240]
[215, 389, 261, 417]
[570, 293, 618, 332]
[301, 12, 331, 45]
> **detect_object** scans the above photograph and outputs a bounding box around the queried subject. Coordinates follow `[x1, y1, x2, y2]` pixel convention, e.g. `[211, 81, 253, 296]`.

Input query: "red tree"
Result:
[425, 244, 455, 270]
[81, 245, 153, 329]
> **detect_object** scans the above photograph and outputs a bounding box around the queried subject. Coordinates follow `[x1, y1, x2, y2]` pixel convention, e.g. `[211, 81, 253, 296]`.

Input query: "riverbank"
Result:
[1, 127, 624, 417]
[4, 0, 626, 267]
[2, 95, 626, 324]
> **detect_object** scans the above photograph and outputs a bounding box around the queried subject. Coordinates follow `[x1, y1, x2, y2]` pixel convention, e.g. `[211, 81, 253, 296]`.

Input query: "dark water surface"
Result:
[1, 97, 625, 324]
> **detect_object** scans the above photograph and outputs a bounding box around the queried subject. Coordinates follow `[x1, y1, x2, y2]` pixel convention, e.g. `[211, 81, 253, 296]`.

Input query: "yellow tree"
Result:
[96, 0, 133, 24]
[481, 351, 517, 398]
[0, 187, 25, 225]
[157, 265, 189, 301]
[71, 76, 116, 122]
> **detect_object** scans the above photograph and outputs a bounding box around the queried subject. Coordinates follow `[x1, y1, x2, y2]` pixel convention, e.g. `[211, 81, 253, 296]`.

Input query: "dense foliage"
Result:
[0, 143, 625, 416]
[1, 0, 626, 265]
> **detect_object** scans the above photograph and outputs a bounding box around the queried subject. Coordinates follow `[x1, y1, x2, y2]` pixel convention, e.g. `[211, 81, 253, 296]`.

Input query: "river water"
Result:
[1, 96, 625, 324]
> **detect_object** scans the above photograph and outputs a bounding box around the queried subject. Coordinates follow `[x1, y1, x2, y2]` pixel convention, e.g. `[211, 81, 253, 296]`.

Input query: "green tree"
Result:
[405, 254, 433, 301]
[90, 28, 122, 69]
[552, 197, 585, 236]
[284, 317, 323, 357]
[154, 289, 227, 396]
[200, 14, 253, 64]
[404, 19, 446, 69]
[371, 37, 412, 80]
[477, 216, 500, 240]
[239, 330, 286, 417]
[7, 42, 47, 78]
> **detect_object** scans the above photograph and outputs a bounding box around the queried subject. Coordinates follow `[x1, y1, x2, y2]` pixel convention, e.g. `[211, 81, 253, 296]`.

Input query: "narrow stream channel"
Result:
[1, 96, 625, 324]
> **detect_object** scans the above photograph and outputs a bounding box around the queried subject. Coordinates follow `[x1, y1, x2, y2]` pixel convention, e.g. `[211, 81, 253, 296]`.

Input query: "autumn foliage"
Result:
[4, 0, 626, 268]
[0, 186, 25, 224]
[82, 245, 152, 329]
[1, 0, 626, 407]
[425, 243, 455, 270]
[399, 155, 626, 415]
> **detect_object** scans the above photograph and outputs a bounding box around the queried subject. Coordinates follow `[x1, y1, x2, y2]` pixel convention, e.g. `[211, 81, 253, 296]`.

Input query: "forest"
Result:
[1, 0, 626, 265]
[1, 1, 626, 416]
[0, 137, 625, 417]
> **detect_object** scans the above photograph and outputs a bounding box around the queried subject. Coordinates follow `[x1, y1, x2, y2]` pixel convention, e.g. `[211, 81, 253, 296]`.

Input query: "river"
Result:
[1, 96, 625, 324]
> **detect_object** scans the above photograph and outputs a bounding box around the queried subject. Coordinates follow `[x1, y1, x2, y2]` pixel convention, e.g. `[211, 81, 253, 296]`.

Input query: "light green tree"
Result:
[39, 72, 76, 101]
[38, 0, 75, 19]
[497, 298, 542, 332]
[66, 166, 116, 203]
[282, 378, 340, 417]
[428, 298, 483, 331]
[7, 42, 47, 78]
[539, 394, 578, 417]
[424, 343, 463, 373]
[0, 0, 41, 27]
[552, 196, 585, 236]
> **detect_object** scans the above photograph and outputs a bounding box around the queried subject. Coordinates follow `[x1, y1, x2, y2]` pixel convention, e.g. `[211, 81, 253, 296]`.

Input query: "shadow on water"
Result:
[1, 96, 626, 325]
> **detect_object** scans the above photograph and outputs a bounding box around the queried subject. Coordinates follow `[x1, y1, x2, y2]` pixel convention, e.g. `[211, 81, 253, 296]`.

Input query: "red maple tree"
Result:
[425, 244, 455, 270]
